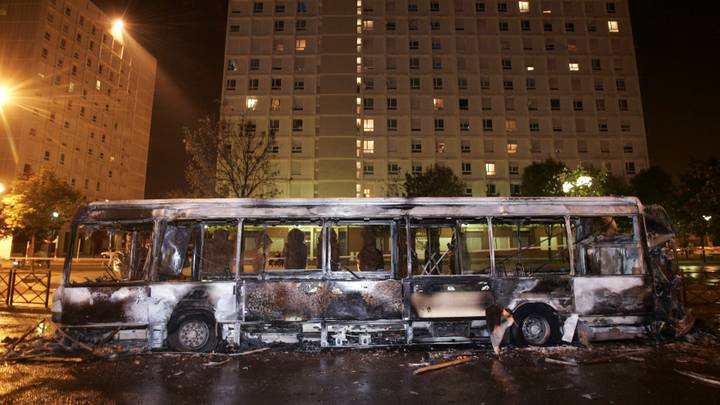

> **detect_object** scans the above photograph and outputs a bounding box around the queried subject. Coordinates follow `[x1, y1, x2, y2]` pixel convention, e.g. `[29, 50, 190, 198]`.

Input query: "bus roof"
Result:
[76, 197, 644, 223]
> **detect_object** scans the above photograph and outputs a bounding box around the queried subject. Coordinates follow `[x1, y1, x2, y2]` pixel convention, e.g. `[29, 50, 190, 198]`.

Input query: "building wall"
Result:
[0, 0, 157, 201]
[222, 0, 648, 198]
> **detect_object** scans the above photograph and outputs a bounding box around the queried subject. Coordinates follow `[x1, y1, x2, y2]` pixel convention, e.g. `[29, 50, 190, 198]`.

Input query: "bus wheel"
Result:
[511, 306, 560, 347]
[168, 312, 217, 352]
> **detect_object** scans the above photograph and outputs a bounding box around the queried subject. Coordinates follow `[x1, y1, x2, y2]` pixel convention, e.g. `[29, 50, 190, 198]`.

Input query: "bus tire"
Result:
[167, 311, 217, 352]
[511, 305, 560, 347]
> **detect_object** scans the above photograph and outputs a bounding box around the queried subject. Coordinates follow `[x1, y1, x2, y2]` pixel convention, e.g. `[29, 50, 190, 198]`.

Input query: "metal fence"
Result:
[0, 267, 52, 308]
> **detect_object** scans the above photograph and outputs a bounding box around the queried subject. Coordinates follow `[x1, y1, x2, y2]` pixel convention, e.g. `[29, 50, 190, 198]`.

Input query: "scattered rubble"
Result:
[674, 369, 720, 388]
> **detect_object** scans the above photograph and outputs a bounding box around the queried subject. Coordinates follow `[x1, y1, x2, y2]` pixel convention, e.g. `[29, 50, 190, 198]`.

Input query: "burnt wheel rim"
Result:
[521, 314, 551, 345]
[178, 320, 210, 350]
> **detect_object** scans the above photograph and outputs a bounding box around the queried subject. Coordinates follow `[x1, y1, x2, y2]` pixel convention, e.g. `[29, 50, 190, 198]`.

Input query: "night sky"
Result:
[95, 0, 720, 198]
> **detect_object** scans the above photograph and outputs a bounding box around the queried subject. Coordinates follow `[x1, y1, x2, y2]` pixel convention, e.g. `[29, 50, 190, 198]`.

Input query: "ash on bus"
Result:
[52, 197, 690, 352]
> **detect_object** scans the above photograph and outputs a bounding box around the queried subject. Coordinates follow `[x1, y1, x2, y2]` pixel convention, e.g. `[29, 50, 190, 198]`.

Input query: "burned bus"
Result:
[52, 197, 685, 352]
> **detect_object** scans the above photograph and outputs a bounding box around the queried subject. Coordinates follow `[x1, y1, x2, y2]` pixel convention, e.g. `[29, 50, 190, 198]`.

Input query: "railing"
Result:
[681, 266, 720, 308]
[0, 267, 52, 308]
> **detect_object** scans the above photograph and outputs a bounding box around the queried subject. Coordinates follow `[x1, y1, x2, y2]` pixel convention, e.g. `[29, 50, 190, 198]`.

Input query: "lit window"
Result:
[506, 142, 518, 154]
[485, 163, 496, 176]
[271, 98, 280, 111]
[295, 39, 306, 51]
[363, 20, 374, 30]
[95, 80, 101, 90]
[363, 119, 374, 132]
[363, 140, 375, 154]
[518, 1, 529, 13]
[568, 63, 580, 71]
[246, 97, 258, 110]
[433, 98, 444, 110]
[505, 119, 517, 131]
[526, 65, 535, 71]
[608, 20, 619, 33]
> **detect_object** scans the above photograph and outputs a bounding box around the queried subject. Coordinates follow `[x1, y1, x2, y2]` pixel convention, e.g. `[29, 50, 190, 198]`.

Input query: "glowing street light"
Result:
[51, 211, 59, 219]
[703, 215, 712, 222]
[0, 182, 5, 193]
[0, 85, 11, 106]
[111, 19, 124, 38]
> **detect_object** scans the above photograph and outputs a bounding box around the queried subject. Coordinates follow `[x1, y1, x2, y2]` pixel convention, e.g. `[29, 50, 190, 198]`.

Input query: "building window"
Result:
[486, 183, 497, 196]
[409, 58, 420, 70]
[388, 163, 401, 175]
[410, 77, 420, 89]
[409, 40, 419, 50]
[248, 79, 259, 90]
[387, 98, 398, 110]
[485, 163, 496, 176]
[592, 59, 602, 71]
[624, 144, 634, 154]
[520, 20, 530, 31]
[499, 21, 509, 31]
[462, 162, 472, 175]
[274, 20, 285, 31]
[529, 120, 540, 132]
[519, 1, 530, 12]
[246, 97, 258, 110]
[433, 98, 445, 110]
[550, 99, 561, 111]
[608, 20, 619, 33]
[460, 119, 470, 131]
[565, 22, 575, 32]
[502, 58, 512, 70]
[387, 119, 398, 131]
[363, 119, 374, 132]
[363, 98, 374, 110]
[480, 78, 491, 90]
[505, 119, 517, 132]
[292, 119, 303, 132]
[569, 63, 580, 71]
[573, 99, 584, 111]
[503, 79, 514, 90]
[506, 141, 518, 154]
[459, 98, 469, 110]
[498, 2, 508, 12]
[476, 2, 486, 12]
[293, 79, 305, 90]
[291, 141, 303, 154]
[482, 119, 493, 131]
[621, 122, 631, 132]
[625, 162, 636, 175]
[598, 120, 609, 132]
[618, 99, 629, 111]
[249, 59, 260, 70]
[295, 39, 306, 51]
[434, 119, 444, 131]
[269, 119, 280, 131]
[411, 140, 422, 153]
[363, 140, 375, 154]
[271, 78, 282, 90]
[412, 162, 422, 174]
[433, 77, 443, 90]
[432, 58, 442, 70]
[616, 79, 626, 91]
[461, 141, 471, 153]
[253, 2, 264, 13]
[297, 1, 307, 13]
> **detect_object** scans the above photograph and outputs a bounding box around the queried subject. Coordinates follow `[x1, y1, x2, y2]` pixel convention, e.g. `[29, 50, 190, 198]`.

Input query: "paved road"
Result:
[0, 311, 719, 404]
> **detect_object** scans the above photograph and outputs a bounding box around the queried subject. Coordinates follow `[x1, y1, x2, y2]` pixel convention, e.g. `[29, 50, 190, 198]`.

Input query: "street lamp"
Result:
[0, 182, 5, 194]
[0, 85, 11, 106]
[111, 19, 124, 38]
[701, 214, 712, 263]
[51, 211, 59, 219]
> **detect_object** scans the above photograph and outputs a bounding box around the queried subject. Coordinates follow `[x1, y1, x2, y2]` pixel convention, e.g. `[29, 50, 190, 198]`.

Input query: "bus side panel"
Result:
[573, 276, 653, 316]
[404, 277, 495, 319]
[59, 285, 149, 325]
[242, 279, 402, 322]
[493, 276, 574, 313]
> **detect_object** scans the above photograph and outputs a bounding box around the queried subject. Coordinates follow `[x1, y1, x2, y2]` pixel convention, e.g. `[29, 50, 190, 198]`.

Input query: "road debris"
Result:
[413, 356, 476, 375]
[674, 369, 720, 387]
[486, 305, 514, 355]
[544, 357, 578, 366]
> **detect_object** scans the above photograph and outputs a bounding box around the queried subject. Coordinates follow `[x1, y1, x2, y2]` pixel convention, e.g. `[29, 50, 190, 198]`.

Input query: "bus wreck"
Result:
[52, 197, 690, 352]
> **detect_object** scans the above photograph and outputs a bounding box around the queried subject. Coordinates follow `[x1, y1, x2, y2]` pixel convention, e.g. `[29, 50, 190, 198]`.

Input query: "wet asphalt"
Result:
[1, 310, 720, 404]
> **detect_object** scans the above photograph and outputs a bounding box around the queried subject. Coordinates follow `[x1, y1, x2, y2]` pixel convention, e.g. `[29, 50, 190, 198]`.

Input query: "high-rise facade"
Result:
[221, 0, 648, 198]
[0, 0, 157, 201]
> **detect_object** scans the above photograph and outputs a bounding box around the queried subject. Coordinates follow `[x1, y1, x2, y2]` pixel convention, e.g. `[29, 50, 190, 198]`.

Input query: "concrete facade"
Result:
[221, 0, 648, 198]
[0, 0, 157, 201]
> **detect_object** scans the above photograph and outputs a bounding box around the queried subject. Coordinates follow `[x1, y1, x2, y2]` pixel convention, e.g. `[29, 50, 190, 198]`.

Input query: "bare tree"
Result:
[183, 116, 279, 198]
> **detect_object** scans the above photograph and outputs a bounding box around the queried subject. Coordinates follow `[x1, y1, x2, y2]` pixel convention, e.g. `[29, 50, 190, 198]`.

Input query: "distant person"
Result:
[357, 227, 384, 271]
[284, 228, 307, 269]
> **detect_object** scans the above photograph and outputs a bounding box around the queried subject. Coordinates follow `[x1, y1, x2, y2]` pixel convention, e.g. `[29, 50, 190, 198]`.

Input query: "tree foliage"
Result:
[630, 167, 675, 206]
[0, 168, 83, 242]
[404, 164, 466, 197]
[183, 116, 279, 198]
[675, 158, 720, 241]
[520, 159, 566, 196]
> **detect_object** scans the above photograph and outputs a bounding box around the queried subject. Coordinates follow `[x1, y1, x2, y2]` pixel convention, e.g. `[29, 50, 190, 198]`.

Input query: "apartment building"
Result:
[0, 0, 157, 201]
[221, 0, 648, 197]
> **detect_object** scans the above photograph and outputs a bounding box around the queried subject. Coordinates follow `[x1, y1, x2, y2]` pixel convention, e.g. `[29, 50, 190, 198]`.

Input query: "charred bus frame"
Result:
[52, 197, 681, 351]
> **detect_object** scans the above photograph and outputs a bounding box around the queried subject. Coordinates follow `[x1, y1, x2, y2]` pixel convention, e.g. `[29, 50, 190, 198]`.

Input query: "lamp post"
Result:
[702, 215, 712, 264]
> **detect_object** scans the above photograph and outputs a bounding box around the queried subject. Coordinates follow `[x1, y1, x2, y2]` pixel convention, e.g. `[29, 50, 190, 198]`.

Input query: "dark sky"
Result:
[95, 0, 720, 198]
